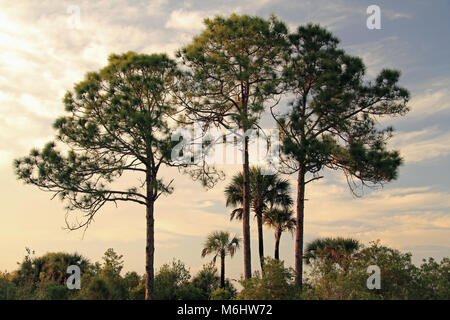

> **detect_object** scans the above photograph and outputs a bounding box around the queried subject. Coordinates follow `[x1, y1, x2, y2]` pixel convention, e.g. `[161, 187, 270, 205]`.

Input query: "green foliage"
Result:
[225, 167, 293, 265]
[304, 237, 361, 268]
[302, 240, 449, 300]
[2, 248, 146, 300]
[191, 263, 220, 299]
[77, 277, 111, 300]
[201, 231, 240, 288]
[190, 263, 237, 300]
[225, 167, 293, 219]
[277, 23, 410, 185]
[275, 22, 410, 288]
[413, 257, 450, 300]
[263, 208, 296, 236]
[178, 14, 288, 129]
[14, 51, 181, 230]
[210, 286, 236, 300]
[0, 271, 17, 300]
[123, 271, 145, 300]
[90, 249, 136, 300]
[102, 248, 124, 277]
[34, 281, 68, 300]
[263, 207, 296, 260]
[76, 269, 129, 300]
[6, 15, 437, 303]
[11, 248, 90, 300]
[1, 244, 448, 300]
[238, 258, 298, 300]
[177, 13, 289, 197]
[71, 248, 141, 300]
[201, 231, 241, 262]
[153, 259, 192, 300]
[13, 51, 183, 300]
[174, 283, 206, 300]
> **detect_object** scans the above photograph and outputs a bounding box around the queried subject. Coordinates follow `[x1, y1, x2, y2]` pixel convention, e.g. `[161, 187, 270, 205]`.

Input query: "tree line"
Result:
[1, 240, 448, 300]
[14, 14, 411, 299]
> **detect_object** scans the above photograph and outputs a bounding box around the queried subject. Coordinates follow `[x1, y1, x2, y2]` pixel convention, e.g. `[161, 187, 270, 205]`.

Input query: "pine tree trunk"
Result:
[274, 229, 281, 260]
[242, 133, 252, 279]
[220, 251, 225, 288]
[145, 172, 155, 300]
[295, 166, 305, 289]
[256, 208, 264, 271]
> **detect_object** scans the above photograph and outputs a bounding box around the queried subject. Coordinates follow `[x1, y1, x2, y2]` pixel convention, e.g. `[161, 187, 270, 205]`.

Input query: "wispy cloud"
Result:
[391, 127, 450, 163]
[345, 36, 414, 78]
[408, 88, 450, 117]
[165, 9, 207, 32]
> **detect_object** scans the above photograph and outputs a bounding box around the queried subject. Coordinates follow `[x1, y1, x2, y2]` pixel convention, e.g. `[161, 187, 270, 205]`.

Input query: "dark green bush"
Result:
[238, 258, 298, 300]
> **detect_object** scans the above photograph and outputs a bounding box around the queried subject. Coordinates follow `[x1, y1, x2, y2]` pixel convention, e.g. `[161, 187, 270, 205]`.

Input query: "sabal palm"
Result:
[24, 252, 90, 284]
[42, 253, 90, 282]
[225, 167, 292, 270]
[263, 207, 296, 260]
[304, 237, 360, 270]
[201, 231, 241, 288]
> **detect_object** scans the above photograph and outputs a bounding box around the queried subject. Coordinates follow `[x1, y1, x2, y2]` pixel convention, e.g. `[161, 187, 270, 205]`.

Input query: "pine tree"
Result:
[14, 52, 182, 300]
[272, 24, 410, 289]
[178, 14, 289, 279]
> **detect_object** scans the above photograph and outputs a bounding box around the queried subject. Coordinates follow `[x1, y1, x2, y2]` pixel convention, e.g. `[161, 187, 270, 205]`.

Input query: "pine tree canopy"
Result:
[275, 24, 410, 188]
[177, 14, 289, 130]
[14, 52, 182, 230]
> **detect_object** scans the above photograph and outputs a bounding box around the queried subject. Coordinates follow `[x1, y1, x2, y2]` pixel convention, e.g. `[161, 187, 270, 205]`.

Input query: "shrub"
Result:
[210, 287, 236, 300]
[191, 263, 220, 299]
[302, 240, 449, 300]
[153, 259, 191, 300]
[238, 258, 298, 300]
[35, 281, 69, 300]
[412, 257, 450, 300]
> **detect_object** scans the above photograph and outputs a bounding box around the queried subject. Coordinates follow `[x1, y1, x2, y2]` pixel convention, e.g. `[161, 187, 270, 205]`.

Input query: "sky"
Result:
[0, 0, 449, 280]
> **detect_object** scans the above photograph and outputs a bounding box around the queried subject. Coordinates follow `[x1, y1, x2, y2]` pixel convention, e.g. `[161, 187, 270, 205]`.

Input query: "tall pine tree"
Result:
[177, 14, 289, 279]
[14, 52, 182, 300]
[272, 24, 410, 288]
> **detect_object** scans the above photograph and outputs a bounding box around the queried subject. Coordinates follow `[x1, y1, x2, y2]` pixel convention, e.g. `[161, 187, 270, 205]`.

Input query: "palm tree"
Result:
[17, 251, 90, 284]
[263, 207, 296, 260]
[304, 237, 361, 271]
[225, 167, 292, 270]
[201, 231, 241, 288]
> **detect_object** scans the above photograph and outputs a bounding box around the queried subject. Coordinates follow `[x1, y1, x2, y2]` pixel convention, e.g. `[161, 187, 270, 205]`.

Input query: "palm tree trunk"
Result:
[145, 171, 155, 300]
[220, 251, 225, 288]
[242, 129, 252, 279]
[256, 208, 264, 271]
[295, 166, 305, 289]
[274, 228, 282, 260]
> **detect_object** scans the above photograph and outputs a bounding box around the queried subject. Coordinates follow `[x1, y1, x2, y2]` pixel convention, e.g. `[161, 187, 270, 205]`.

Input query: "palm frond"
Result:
[230, 208, 243, 221]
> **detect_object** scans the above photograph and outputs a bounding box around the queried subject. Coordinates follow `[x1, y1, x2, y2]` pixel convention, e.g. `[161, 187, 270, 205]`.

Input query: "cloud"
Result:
[384, 9, 413, 20]
[0, 150, 13, 167]
[303, 180, 450, 257]
[391, 127, 450, 163]
[408, 88, 450, 117]
[146, 0, 169, 17]
[163, 0, 289, 34]
[301, 1, 362, 30]
[0, 0, 182, 169]
[345, 36, 413, 78]
[165, 9, 206, 32]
